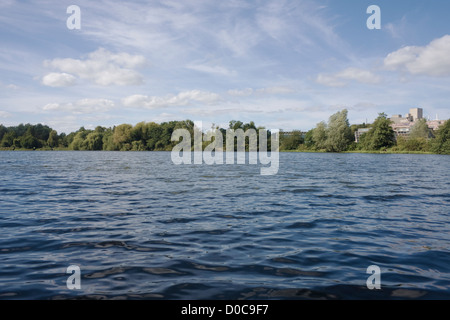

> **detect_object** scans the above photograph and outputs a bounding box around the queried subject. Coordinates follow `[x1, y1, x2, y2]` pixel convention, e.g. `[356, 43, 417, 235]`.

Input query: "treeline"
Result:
[279, 110, 450, 154]
[1, 113, 449, 154]
[0, 120, 272, 151]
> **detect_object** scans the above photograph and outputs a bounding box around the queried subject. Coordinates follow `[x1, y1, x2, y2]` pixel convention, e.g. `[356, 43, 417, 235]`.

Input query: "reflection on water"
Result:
[0, 151, 449, 299]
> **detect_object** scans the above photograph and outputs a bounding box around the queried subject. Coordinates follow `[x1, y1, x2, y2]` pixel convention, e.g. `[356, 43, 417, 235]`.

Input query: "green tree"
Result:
[21, 129, 42, 149]
[431, 120, 450, 154]
[304, 129, 315, 149]
[280, 130, 304, 150]
[409, 119, 431, 139]
[47, 130, 59, 148]
[84, 131, 103, 150]
[0, 125, 7, 142]
[1, 131, 16, 148]
[70, 128, 90, 150]
[360, 113, 395, 150]
[113, 124, 133, 151]
[325, 109, 353, 152]
[312, 121, 327, 150]
[102, 128, 116, 151]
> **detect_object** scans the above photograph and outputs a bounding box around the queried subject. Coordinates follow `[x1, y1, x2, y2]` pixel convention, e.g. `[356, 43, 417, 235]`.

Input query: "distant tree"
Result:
[70, 128, 90, 150]
[409, 119, 431, 139]
[396, 136, 430, 152]
[360, 113, 395, 150]
[0, 125, 7, 142]
[145, 122, 163, 150]
[102, 128, 116, 151]
[325, 109, 353, 152]
[21, 129, 42, 149]
[12, 138, 21, 148]
[431, 120, 450, 155]
[113, 124, 133, 151]
[280, 130, 304, 150]
[312, 121, 327, 150]
[229, 120, 243, 130]
[84, 131, 103, 150]
[158, 121, 177, 150]
[47, 130, 59, 148]
[1, 131, 16, 148]
[304, 129, 315, 149]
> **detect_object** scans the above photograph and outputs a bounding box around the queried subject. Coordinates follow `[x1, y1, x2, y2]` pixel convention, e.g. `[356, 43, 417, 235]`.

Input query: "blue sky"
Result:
[1, 0, 449, 133]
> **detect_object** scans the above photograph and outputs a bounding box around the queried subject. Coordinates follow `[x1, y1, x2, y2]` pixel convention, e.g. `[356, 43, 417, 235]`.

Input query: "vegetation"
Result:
[0, 120, 271, 152]
[1, 111, 449, 154]
[358, 113, 396, 151]
[431, 118, 450, 154]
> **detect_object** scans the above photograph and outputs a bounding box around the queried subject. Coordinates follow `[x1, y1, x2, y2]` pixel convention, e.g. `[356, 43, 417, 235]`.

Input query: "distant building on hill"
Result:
[389, 108, 445, 139]
[354, 108, 447, 142]
[354, 128, 371, 143]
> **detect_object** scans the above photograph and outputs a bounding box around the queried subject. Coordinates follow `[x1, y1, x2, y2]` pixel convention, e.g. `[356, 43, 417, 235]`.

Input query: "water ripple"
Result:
[0, 151, 449, 299]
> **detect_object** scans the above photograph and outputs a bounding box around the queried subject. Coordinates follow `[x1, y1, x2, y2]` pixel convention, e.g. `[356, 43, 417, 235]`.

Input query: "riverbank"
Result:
[0, 147, 443, 155]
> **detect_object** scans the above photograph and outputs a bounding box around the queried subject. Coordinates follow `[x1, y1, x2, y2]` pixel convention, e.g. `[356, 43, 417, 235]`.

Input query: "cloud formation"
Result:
[316, 68, 382, 87]
[42, 73, 76, 87]
[384, 35, 450, 77]
[227, 86, 295, 96]
[43, 98, 115, 114]
[122, 90, 221, 109]
[43, 48, 146, 86]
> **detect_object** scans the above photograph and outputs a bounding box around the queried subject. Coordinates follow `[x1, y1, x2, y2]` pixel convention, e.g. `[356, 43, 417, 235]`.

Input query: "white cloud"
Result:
[227, 88, 254, 96]
[255, 86, 295, 95]
[186, 63, 237, 76]
[0, 111, 12, 118]
[2, 83, 20, 90]
[315, 74, 346, 87]
[122, 90, 221, 109]
[43, 98, 115, 114]
[316, 67, 382, 87]
[43, 48, 146, 86]
[42, 72, 76, 87]
[227, 86, 294, 96]
[384, 35, 450, 77]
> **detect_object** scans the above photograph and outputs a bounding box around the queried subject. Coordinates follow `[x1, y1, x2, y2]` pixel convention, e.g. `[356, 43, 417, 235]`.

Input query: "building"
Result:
[389, 108, 445, 139]
[354, 128, 371, 143]
[390, 108, 423, 124]
[355, 108, 446, 143]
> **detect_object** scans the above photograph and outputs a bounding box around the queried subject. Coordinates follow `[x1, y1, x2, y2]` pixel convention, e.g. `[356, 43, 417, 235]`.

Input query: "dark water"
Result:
[0, 151, 449, 300]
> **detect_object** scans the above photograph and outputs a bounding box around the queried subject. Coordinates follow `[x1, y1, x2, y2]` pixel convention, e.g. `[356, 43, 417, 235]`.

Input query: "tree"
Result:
[1, 131, 16, 148]
[280, 130, 304, 150]
[145, 122, 163, 150]
[84, 131, 103, 150]
[70, 128, 90, 150]
[431, 120, 450, 154]
[47, 130, 59, 148]
[304, 129, 315, 149]
[312, 121, 327, 150]
[409, 119, 431, 139]
[113, 124, 133, 151]
[102, 128, 116, 151]
[360, 113, 395, 150]
[0, 125, 7, 142]
[325, 109, 353, 152]
[20, 129, 42, 149]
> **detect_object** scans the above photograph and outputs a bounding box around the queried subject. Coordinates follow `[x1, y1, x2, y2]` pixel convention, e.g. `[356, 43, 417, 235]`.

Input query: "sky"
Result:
[1, 0, 450, 134]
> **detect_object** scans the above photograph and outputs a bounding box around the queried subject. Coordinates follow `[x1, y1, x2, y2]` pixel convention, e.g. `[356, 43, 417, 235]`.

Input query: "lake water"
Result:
[0, 151, 449, 299]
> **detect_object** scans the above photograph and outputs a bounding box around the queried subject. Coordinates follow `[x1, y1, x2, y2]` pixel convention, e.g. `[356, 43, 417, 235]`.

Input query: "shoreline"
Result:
[0, 148, 442, 155]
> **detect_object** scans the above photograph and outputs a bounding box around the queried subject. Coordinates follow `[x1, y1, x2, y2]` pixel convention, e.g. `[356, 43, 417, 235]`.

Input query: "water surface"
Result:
[0, 151, 449, 299]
